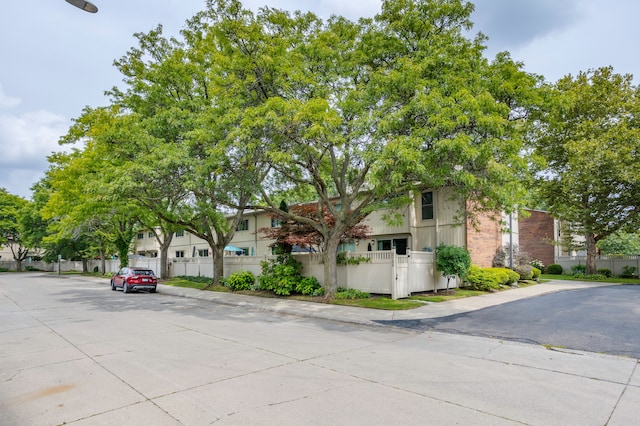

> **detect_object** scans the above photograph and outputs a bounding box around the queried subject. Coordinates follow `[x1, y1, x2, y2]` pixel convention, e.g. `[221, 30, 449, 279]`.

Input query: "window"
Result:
[271, 218, 282, 228]
[175, 251, 185, 258]
[421, 191, 434, 220]
[338, 242, 356, 253]
[148, 231, 154, 238]
[198, 249, 209, 257]
[236, 219, 249, 231]
[137, 232, 144, 240]
[175, 230, 185, 237]
[377, 240, 392, 251]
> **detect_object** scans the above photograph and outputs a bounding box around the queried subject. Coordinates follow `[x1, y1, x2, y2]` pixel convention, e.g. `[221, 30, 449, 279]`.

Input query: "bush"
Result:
[493, 268, 520, 285]
[530, 259, 545, 273]
[436, 244, 472, 290]
[547, 264, 563, 275]
[295, 276, 323, 296]
[515, 264, 534, 280]
[531, 267, 541, 280]
[464, 266, 502, 291]
[227, 271, 256, 291]
[571, 264, 586, 276]
[258, 254, 319, 296]
[621, 266, 637, 278]
[596, 268, 612, 278]
[335, 287, 370, 299]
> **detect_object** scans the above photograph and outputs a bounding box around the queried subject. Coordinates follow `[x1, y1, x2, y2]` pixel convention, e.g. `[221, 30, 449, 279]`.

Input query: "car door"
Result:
[113, 268, 126, 286]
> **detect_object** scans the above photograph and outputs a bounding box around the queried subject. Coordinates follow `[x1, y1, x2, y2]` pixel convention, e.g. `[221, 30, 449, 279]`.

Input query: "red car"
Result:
[111, 267, 158, 293]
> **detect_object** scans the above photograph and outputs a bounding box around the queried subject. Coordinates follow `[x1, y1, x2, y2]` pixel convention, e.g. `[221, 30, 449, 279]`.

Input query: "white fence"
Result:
[555, 256, 640, 276]
[1, 250, 451, 299]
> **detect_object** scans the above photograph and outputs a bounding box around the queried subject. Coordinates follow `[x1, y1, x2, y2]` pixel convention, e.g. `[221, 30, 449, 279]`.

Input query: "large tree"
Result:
[533, 66, 640, 273]
[0, 189, 31, 270]
[204, 0, 537, 296]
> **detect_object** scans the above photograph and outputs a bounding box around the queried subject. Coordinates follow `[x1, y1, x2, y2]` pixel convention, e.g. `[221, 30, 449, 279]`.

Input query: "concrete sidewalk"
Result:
[156, 279, 613, 326]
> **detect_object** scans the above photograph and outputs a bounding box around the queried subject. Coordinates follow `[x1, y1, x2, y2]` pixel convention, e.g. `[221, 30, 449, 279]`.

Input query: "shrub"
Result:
[258, 254, 317, 296]
[547, 264, 563, 275]
[436, 244, 472, 290]
[493, 268, 520, 285]
[571, 264, 586, 276]
[464, 266, 502, 291]
[596, 268, 612, 278]
[530, 259, 545, 272]
[531, 267, 541, 280]
[227, 271, 256, 291]
[621, 266, 637, 278]
[335, 287, 370, 299]
[515, 264, 534, 281]
[336, 253, 371, 265]
[295, 276, 323, 296]
[584, 274, 607, 281]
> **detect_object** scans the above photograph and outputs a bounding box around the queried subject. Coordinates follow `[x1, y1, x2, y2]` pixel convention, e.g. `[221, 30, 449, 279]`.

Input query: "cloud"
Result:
[0, 84, 21, 109]
[472, 0, 582, 49]
[0, 97, 70, 197]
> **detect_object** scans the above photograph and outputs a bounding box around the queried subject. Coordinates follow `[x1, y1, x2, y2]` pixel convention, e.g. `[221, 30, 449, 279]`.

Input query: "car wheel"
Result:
[123, 282, 129, 293]
[150, 288, 156, 293]
[110, 280, 116, 291]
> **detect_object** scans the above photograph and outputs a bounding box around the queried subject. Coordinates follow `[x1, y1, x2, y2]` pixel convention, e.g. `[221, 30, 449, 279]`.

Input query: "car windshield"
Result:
[133, 270, 154, 276]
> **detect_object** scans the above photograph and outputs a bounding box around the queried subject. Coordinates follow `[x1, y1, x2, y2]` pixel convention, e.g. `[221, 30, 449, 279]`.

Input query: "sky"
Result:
[1, 0, 638, 199]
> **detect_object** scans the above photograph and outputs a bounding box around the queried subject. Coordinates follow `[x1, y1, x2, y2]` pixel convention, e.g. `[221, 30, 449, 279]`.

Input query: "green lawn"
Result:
[160, 276, 514, 310]
[541, 274, 640, 284]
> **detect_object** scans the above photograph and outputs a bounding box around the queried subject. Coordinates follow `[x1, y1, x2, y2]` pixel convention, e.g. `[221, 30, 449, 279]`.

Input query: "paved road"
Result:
[1, 273, 639, 425]
[381, 285, 640, 358]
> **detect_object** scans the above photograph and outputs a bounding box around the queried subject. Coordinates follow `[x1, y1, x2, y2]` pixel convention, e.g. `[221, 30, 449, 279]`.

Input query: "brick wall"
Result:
[466, 212, 502, 267]
[519, 210, 555, 268]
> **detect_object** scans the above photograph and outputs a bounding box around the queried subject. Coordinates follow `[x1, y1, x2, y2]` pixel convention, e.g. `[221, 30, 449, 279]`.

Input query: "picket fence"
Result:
[1, 250, 450, 299]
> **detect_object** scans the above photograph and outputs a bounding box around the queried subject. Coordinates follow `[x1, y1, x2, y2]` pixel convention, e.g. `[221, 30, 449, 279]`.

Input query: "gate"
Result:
[392, 252, 410, 300]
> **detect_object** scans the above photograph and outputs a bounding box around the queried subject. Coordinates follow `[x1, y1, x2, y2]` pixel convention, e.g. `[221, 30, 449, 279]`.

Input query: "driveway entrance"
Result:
[383, 284, 640, 359]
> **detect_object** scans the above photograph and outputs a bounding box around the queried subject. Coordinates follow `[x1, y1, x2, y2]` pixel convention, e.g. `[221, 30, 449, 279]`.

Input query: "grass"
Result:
[160, 276, 518, 310]
[410, 288, 488, 303]
[541, 274, 640, 284]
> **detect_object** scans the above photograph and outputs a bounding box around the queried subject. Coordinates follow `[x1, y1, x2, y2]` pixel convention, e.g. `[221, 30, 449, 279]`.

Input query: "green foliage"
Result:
[176, 275, 213, 284]
[530, 259, 545, 272]
[336, 253, 372, 265]
[531, 267, 541, 280]
[597, 232, 640, 255]
[227, 271, 256, 291]
[572, 273, 607, 281]
[436, 244, 472, 290]
[258, 255, 305, 296]
[547, 264, 563, 275]
[621, 266, 637, 278]
[464, 266, 503, 291]
[571, 264, 586, 276]
[493, 268, 520, 284]
[295, 276, 323, 296]
[515, 264, 534, 280]
[533, 67, 640, 274]
[596, 268, 612, 278]
[335, 288, 370, 299]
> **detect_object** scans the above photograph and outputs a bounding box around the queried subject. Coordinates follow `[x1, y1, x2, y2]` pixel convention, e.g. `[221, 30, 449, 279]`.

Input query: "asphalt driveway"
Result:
[381, 284, 640, 359]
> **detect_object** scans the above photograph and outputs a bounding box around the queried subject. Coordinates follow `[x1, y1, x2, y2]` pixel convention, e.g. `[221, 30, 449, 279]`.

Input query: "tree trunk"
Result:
[585, 232, 598, 274]
[160, 245, 170, 279]
[322, 237, 341, 298]
[212, 246, 224, 286]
